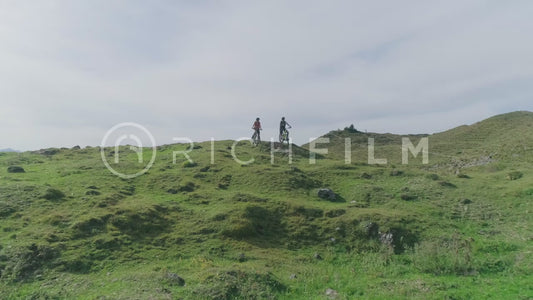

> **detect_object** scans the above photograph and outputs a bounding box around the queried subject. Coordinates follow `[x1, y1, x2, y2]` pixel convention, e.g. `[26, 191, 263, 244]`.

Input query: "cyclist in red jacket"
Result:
[252, 117, 262, 141]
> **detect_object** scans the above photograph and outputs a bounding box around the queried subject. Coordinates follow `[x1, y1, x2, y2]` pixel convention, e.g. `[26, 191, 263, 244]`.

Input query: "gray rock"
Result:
[313, 252, 323, 260]
[380, 232, 394, 247]
[325, 288, 339, 299]
[318, 188, 336, 201]
[165, 272, 185, 286]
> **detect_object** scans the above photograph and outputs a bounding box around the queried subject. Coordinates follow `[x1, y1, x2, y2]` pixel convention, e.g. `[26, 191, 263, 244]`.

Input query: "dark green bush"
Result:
[42, 188, 65, 201]
[7, 166, 25, 173]
[507, 171, 523, 180]
[194, 270, 285, 299]
[0, 244, 59, 282]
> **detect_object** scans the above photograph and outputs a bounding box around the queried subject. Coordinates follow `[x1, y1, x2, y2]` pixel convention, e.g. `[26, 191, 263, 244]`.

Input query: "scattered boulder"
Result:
[380, 232, 394, 247]
[325, 288, 339, 299]
[7, 166, 25, 173]
[318, 188, 336, 201]
[313, 252, 323, 260]
[165, 272, 185, 286]
[289, 274, 297, 280]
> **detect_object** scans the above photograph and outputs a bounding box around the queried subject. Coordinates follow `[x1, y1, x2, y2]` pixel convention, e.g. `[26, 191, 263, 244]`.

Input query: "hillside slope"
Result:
[305, 111, 533, 167]
[0, 113, 532, 299]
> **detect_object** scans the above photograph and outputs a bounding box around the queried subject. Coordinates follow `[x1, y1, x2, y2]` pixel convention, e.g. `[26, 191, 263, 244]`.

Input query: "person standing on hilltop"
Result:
[252, 117, 262, 141]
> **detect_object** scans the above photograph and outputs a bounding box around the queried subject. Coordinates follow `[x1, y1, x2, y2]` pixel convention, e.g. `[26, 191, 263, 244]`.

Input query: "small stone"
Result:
[165, 272, 185, 286]
[289, 274, 297, 280]
[325, 288, 339, 299]
[314, 253, 323, 260]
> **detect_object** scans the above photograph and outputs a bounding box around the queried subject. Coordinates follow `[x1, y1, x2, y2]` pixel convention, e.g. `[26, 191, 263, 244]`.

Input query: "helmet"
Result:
[256, 117, 260, 121]
[282, 117, 285, 120]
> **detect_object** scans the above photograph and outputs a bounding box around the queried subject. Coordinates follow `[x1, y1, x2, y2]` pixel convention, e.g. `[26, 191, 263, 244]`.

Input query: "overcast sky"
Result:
[1, 0, 532, 150]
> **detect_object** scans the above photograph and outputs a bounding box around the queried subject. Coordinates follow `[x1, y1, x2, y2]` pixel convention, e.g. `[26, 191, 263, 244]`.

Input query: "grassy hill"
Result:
[1, 112, 532, 299]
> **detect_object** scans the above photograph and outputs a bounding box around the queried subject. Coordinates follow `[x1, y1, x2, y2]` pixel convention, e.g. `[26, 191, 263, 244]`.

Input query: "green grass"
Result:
[1, 112, 532, 299]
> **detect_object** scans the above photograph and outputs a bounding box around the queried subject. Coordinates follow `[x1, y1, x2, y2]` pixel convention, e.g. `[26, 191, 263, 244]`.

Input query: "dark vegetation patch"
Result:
[218, 175, 232, 189]
[7, 166, 25, 173]
[222, 205, 285, 244]
[390, 170, 404, 176]
[400, 194, 418, 201]
[85, 190, 101, 196]
[438, 181, 457, 188]
[194, 270, 286, 300]
[360, 172, 372, 179]
[232, 193, 267, 203]
[426, 173, 439, 181]
[0, 244, 59, 282]
[71, 215, 111, 238]
[507, 171, 523, 180]
[42, 188, 66, 201]
[119, 185, 135, 196]
[0, 202, 16, 217]
[183, 161, 198, 168]
[457, 173, 470, 179]
[110, 206, 172, 238]
[325, 209, 346, 218]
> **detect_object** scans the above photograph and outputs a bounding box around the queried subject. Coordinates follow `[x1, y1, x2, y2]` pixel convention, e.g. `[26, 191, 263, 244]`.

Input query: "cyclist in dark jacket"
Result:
[279, 117, 291, 140]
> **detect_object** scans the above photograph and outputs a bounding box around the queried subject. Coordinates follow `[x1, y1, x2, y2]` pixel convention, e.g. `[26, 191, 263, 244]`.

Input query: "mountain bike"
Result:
[252, 129, 261, 146]
[279, 126, 291, 144]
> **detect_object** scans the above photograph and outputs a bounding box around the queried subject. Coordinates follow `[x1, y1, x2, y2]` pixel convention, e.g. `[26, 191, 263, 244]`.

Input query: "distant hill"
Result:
[430, 111, 533, 161]
[304, 111, 533, 165]
[0, 148, 19, 153]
